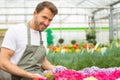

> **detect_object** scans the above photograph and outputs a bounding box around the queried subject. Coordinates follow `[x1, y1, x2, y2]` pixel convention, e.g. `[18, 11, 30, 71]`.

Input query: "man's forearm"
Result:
[42, 58, 56, 70]
[0, 60, 36, 78]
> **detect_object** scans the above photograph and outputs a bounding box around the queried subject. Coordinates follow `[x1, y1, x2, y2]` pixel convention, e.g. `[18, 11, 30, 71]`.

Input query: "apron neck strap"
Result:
[27, 21, 43, 45]
[39, 31, 43, 45]
[27, 21, 31, 45]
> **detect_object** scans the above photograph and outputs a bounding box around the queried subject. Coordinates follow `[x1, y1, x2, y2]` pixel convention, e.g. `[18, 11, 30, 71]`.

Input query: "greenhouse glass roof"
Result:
[0, 0, 120, 28]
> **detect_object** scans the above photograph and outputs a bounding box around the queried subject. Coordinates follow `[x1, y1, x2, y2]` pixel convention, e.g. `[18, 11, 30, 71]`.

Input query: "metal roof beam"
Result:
[110, 0, 120, 6]
[0, 13, 88, 16]
[0, 6, 109, 9]
[76, 0, 88, 6]
[92, 8, 105, 14]
[92, 0, 120, 14]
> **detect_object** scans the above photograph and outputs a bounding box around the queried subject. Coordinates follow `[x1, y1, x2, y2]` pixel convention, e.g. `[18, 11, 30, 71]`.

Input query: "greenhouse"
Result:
[0, 0, 120, 80]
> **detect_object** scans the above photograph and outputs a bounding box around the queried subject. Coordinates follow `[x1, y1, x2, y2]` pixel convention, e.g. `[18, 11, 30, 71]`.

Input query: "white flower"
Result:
[116, 78, 120, 80]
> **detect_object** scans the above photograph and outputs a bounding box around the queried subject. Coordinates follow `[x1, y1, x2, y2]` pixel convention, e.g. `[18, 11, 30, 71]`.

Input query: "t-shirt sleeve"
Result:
[1, 27, 16, 51]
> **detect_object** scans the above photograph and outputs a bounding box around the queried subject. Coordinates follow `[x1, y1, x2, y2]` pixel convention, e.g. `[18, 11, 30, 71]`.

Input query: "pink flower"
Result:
[109, 70, 120, 80]
[83, 73, 91, 78]
[92, 71, 109, 80]
[54, 70, 83, 80]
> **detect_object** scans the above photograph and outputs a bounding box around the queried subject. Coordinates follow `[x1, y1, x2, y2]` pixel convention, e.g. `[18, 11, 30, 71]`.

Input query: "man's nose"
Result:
[44, 20, 50, 26]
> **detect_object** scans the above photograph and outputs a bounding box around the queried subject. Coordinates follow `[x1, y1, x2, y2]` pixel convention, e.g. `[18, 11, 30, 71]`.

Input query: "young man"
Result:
[0, 1, 59, 80]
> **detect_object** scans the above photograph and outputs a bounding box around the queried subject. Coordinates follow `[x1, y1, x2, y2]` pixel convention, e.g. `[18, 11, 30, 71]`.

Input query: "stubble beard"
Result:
[34, 19, 41, 31]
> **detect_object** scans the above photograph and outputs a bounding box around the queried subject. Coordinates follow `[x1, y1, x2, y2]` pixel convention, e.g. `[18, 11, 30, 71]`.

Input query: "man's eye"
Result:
[43, 16, 47, 19]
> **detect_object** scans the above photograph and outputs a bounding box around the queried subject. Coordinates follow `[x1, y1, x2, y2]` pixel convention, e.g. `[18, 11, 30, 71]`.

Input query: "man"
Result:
[0, 1, 59, 80]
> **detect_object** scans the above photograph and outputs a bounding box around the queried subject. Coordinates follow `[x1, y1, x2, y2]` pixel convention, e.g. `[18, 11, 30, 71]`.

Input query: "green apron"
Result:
[11, 22, 46, 80]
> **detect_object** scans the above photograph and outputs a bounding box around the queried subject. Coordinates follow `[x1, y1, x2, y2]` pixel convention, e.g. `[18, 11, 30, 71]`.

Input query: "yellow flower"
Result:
[83, 76, 98, 80]
[97, 48, 101, 52]
[76, 49, 80, 53]
[45, 72, 52, 78]
[65, 48, 69, 53]
[56, 47, 61, 53]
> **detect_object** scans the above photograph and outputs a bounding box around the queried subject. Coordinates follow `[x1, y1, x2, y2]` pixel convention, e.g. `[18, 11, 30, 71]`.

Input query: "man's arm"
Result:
[42, 56, 56, 70]
[0, 47, 43, 79]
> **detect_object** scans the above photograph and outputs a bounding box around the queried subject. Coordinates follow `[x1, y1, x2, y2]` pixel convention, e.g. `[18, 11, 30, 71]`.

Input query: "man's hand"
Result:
[33, 78, 43, 80]
[34, 73, 44, 77]
[33, 77, 47, 80]
[32, 73, 45, 80]
[33, 78, 44, 80]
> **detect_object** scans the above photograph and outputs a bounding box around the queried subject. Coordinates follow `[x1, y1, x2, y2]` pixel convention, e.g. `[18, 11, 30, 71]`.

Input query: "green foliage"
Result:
[47, 47, 120, 70]
[58, 38, 64, 44]
[45, 28, 54, 46]
[86, 28, 97, 45]
[71, 40, 76, 45]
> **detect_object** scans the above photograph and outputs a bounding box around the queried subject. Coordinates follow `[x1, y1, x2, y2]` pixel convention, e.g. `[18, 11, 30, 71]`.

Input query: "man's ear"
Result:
[33, 10, 37, 15]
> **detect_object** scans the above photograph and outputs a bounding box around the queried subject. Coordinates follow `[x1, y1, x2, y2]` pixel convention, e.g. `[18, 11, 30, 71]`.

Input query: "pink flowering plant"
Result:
[79, 66, 120, 80]
[35, 66, 120, 80]
[54, 69, 83, 80]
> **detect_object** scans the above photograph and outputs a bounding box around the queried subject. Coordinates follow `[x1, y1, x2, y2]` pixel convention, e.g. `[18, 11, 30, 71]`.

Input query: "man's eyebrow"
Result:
[43, 16, 53, 21]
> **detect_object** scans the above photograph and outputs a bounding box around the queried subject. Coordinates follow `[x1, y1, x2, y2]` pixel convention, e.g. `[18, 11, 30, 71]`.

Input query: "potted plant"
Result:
[58, 38, 64, 46]
[86, 28, 97, 45]
[71, 40, 76, 45]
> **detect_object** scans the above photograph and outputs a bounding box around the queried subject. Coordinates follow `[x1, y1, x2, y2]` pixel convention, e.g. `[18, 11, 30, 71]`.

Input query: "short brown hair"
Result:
[35, 1, 58, 15]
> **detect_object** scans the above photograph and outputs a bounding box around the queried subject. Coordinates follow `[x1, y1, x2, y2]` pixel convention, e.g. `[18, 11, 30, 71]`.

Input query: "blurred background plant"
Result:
[58, 38, 64, 46]
[45, 28, 54, 46]
[71, 40, 77, 45]
[86, 28, 97, 46]
[47, 47, 120, 70]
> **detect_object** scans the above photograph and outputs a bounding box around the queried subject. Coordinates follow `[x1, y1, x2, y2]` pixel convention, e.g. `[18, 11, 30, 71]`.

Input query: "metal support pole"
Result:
[109, 6, 114, 43]
[91, 15, 96, 29]
[24, 0, 27, 23]
[59, 15, 62, 38]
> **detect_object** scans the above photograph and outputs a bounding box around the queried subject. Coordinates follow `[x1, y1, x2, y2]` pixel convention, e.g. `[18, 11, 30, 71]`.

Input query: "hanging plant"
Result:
[71, 40, 77, 45]
[58, 38, 64, 45]
[86, 28, 97, 45]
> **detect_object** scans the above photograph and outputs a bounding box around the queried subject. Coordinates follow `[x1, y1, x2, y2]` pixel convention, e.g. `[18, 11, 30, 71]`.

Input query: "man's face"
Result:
[34, 8, 54, 31]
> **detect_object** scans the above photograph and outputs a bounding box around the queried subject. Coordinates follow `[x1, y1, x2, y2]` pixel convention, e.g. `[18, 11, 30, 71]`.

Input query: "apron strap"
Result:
[39, 31, 43, 45]
[27, 21, 43, 45]
[27, 21, 31, 46]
